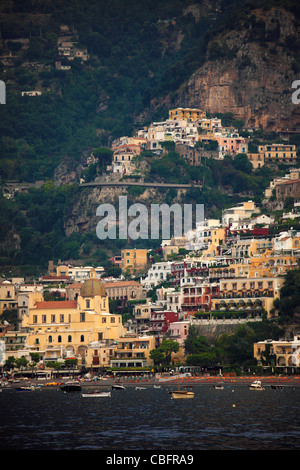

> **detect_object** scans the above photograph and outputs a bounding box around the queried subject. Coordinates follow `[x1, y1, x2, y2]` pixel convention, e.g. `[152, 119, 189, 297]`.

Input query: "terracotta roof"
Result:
[103, 281, 141, 287]
[35, 301, 77, 309]
[277, 179, 300, 185]
[66, 283, 83, 289]
[41, 275, 70, 280]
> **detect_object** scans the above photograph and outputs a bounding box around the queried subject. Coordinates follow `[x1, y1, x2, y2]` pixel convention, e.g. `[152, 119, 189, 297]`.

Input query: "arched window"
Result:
[86, 299, 90, 309]
[80, 335, 84, 342]
[58, 335, 62, 343]
[68, 335, 72, 342]
[48, 335, 52, 343]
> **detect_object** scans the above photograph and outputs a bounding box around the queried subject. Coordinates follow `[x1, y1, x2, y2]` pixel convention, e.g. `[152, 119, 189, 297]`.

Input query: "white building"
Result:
[141, 261, 172, 289]
[185, 219, 221, 251]
[222, 200, 259, 226]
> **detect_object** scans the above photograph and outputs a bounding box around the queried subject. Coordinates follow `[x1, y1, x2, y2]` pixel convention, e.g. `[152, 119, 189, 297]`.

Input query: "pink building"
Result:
[216, 135, 248, 155]
[168, 321, 190, 346]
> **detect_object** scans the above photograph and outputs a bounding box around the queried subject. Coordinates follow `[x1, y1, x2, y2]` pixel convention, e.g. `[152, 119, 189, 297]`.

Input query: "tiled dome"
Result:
[80, 277, 106, 297]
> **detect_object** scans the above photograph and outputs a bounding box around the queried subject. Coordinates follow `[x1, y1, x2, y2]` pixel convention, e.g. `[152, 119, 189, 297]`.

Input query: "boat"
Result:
[15, 385, 37, 392]
[249, 380, 265, 390]
[82, 390, 111, 398]
[135, 386, 147, 390]
[81, 366, 111, 397]
[170, 390, 194, 399]
[112, 384, 126, 390]
[169, 375, 194, 399]
[271, 384, 284, 390]
[153, 385, 161, 389]
[214, 384, 224, 390]
[60, 381, 81, 392]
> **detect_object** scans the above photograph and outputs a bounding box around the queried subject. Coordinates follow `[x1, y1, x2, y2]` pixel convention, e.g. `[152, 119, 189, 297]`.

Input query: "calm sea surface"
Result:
[0, 383, 299, 451]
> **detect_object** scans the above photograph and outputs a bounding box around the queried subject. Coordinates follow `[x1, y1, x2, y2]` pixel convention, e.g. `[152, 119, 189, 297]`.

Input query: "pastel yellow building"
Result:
[247, 152, 265, 169]
[169, 107, 206, 122]
[254, 335, 300, 368]
[248, 250, 298, 277]
[22, 270, 126, 369]
[110, 334, 156, 368]
[258, 144, 297, 164]
[0, 280, 17, 314]
[121, 248, 148, 273]
[211, 276, 284, 317]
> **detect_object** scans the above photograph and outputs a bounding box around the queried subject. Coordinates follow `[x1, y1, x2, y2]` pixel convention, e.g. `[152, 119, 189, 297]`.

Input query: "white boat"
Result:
[169, 375, 194, 399]
[249, 380, 265, 390]
[82, 391, 111, 398]
[214, 384, 224, 390]
[112, 384, 126, 390]
[135, 386, 147, 390]
[153, 385, 161, 389]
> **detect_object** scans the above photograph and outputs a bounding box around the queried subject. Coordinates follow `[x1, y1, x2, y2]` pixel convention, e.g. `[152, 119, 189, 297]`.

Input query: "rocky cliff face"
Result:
[156, 7, 300, 131]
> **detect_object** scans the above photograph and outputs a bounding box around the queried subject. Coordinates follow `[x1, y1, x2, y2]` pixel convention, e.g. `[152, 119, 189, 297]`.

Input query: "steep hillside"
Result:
[1, 0, 300, 276]
[148, 2, 300, 131]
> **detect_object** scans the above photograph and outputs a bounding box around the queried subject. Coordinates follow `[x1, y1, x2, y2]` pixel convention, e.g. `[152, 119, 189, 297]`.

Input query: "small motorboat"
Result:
[112, 384, 126, 390]
[82, 390, 111, 398]
[169, 390, 194, 399]
[214, 384, 224, 390]
[135, 386, 147, 390]
[249, 380, 265, 390]
[15, 385, 37, 392]
[60, 381, 81, 392]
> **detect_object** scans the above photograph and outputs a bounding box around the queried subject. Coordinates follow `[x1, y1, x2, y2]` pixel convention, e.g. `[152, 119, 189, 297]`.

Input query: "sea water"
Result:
[0, 384, 299, 450]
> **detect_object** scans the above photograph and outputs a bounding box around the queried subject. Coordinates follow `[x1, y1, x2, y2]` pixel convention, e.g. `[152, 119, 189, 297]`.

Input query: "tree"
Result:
[274, 268, 300, 320]
[15, 357, 29, 371]
[5, 356, 16, 371]
[184, 325, 210, 355]
[186, 351, 217, 367]
[149, 348, 165, 366]
[233, 153, 253, 173]
[159, 339, 179, 364]
[93, 147, 113, 172]
[150, 339, 179, 366]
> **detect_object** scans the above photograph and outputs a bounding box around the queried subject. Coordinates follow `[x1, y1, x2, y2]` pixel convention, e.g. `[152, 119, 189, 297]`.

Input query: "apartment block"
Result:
[169, 107, 206, 121]
[121, 249, 148, 273]
[110, 334, 156, 368]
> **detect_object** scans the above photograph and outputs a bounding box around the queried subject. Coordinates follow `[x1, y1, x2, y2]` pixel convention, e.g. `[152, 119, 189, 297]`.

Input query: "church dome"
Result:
[80, 276, 106, 297]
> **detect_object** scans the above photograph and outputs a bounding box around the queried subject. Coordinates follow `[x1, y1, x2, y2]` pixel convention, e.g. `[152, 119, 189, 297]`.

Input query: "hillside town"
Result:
[1, 164, 300, 377]
[105, 107, 298, 178]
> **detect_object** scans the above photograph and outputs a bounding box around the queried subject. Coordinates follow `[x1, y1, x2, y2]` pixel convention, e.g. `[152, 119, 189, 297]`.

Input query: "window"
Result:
[102, 317, 107, 323]
[58, 335, 62, 343]
[42, 315, 47, 323]
[86, 299, 90, 309]
[33, 315, 37, 324]
[51, 315, 56, 323]
[68, 335, 72, 343]
[111, 317, 115, 323]
[48, 335, 52, 343]
[60, 314, 64, 323]
[80, 335, 84, 342]
[80, 312, 85, 322]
